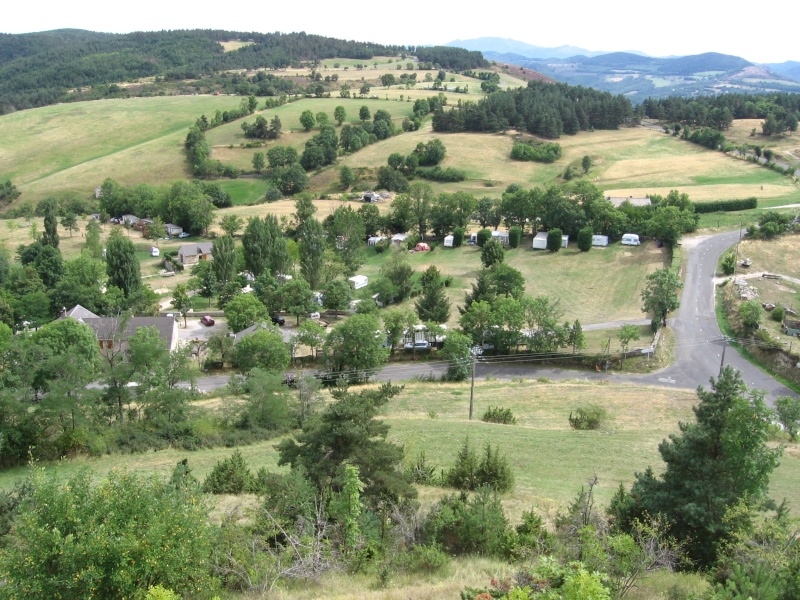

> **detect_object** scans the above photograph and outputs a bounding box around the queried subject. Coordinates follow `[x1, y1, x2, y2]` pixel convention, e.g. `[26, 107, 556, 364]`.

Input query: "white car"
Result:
[404, 340, 430, 350]
[177, 232, 191, 238]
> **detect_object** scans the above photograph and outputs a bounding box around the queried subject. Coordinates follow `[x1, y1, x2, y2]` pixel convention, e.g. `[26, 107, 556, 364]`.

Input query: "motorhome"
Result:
[621, 233, 641, 246]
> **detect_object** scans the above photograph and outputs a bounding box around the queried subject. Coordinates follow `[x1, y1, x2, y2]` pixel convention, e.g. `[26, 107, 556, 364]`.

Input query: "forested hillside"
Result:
[0, 29, 405, 113]
[432, 80, 635, 137]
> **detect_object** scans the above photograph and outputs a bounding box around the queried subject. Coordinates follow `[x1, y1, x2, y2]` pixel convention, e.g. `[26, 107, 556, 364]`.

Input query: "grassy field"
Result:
[724, 119, 800, 163]
[1, 378, 797, 521]
[4, 88, 797, 211]
[354, 239, 668, 328]
[0, 95, 243, 203]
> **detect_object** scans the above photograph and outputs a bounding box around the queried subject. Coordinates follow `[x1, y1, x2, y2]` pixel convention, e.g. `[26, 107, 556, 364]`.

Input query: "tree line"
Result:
[432, 80, 635, 137]
[643, 92, 800, 134]
[0, 29, 403, 113]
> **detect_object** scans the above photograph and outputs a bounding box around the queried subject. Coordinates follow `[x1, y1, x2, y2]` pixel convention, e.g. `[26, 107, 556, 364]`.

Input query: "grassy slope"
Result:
[1, 379, 796, 522]
[3, 86, 798, 209]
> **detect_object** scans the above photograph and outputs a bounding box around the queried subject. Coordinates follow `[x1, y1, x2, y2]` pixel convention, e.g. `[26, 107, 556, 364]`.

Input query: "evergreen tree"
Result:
[611, 367, 781, 568]
[298, 218, 325, 289]
[212, 234, 236, 285]
[415, 265, 450, 323]
[41, 198, 60, 249]
[277, 382, 414, 504]
[105, 228, 140, 299]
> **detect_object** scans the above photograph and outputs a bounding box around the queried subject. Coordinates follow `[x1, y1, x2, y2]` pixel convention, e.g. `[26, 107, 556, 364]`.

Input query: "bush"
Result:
[771, 306, 785, 322]
[264, 186, 283, 202]
[693, 197, 757, 213]
[568, 405, 609, 430]
[202, 449, 257, 494]
[511, 141, 563, 163]
[577, 226, 593, 252]
[547, 228, 563, 252]
[400, 544, 449, 573]
[443, 438, 514, 492]
[0, 468, 212, 599]
[508, 226, 522, 249]
[482, 406, 517, 425]
[476, 228, 492, 247]
[721, 252, 736, 275]
[423, 487, 513, 557]
[452, 227, 464, 247]
[405, 450, 439, 485]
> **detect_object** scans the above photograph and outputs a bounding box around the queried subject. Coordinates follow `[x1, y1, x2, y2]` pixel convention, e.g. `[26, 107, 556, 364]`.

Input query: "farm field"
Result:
[724, 118, 800, 161]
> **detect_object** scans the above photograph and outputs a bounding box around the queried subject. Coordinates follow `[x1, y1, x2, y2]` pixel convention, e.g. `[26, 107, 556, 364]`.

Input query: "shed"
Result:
[491, 230, 509, 245]
[443, 235, 454, 248]
[532, 232, 548, 250]
[414, 242, 431, 252]
[348, 275, 368, 289]
[592, 235, 609, 247]
[368, 236, 387, 246]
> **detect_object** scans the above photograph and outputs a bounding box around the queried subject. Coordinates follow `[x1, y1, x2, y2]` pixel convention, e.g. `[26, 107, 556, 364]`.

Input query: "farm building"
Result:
[178, 242, 213, 266]
[592, 235, 609, 247]
[348, 275, 368, 289]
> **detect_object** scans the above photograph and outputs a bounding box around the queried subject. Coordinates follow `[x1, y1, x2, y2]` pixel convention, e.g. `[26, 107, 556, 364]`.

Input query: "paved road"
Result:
[191, 230, 797, 401]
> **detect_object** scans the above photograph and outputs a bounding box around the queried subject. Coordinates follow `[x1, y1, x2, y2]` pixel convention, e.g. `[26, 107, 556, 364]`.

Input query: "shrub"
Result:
[476, 228, 492, 247]
[482, 406, 517, 425]
[406, 450, 439, 485]
[444, 438, 514, 492]
[547, 228, 563, 252]
[577, 227, 593, 252]
[202, 449, 257, 494]
[400, 544, 449, 573]
[452, 227, 464, 247]
[264, 186, 283, 202]
[423, 487, 513, 557]
[771, 306, 785, 322]
[721, 252, 736, 275]
[508, 226, 522, 249]
[568, 405, 609, 430]
[511, 141, 563, 163]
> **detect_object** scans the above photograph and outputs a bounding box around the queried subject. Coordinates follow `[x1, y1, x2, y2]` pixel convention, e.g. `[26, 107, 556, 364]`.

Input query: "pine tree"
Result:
[611, 367, 781, 568]
[415, 265, 450, 323]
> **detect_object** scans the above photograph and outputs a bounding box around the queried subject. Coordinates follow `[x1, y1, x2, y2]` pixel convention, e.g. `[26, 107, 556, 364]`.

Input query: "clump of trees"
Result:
[511, 140, 563, 163]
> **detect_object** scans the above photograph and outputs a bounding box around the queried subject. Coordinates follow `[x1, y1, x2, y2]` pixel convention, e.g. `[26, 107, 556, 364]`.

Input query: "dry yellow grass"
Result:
[734, 234, 800, 279]
[218, 41, 253, 52]
[725, 118, 800, 159]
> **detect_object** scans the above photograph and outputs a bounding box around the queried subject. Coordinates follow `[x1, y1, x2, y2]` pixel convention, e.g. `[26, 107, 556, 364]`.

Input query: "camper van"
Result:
[621, 234, 641, 246]
[348, 275, 368, 290]
[592, 235, 609, 247]
[531, 232, 548, 250]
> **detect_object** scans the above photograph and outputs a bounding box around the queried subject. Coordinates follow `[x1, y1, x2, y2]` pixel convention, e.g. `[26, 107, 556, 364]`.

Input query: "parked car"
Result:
[200, 315, 215, 326]
[404, 340, 431, 350]
[178, 232, 191, 238]
[271, 315, 286, 326]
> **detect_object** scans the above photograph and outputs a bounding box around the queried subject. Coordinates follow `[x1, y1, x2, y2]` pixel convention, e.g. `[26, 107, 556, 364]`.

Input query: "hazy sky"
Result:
[2, 0, 795, 64]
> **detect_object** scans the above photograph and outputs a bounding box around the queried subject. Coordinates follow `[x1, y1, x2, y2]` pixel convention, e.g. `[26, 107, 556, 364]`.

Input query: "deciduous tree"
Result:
[641, 268, 681, 326]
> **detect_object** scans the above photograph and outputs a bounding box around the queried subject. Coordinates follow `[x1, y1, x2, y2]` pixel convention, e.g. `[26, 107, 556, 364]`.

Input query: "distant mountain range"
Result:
[445, 38, 800, 99]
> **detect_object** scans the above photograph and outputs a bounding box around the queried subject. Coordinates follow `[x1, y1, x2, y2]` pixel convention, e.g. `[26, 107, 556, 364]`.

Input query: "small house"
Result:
[348, 275, 368, 290]
[491, 230, 509, 245]
[164, 223, 183, 237]
[414, 242, 431, 252]
[443, 235, 454, 247]
[368, 236, 388, 246]
[592, 235, 609, 247]
[178, 242, 213, 266]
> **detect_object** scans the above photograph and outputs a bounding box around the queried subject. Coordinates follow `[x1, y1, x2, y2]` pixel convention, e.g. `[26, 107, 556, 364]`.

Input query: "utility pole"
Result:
[719, 336, 728, 376]
[469, 353, 476, 420]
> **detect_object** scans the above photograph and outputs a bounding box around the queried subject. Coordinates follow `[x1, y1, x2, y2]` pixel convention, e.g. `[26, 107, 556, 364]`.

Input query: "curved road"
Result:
[194, 230, 797, 401]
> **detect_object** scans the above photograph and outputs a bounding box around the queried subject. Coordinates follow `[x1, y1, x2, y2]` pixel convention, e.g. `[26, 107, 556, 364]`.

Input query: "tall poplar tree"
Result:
[105, 228, 141, 298]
